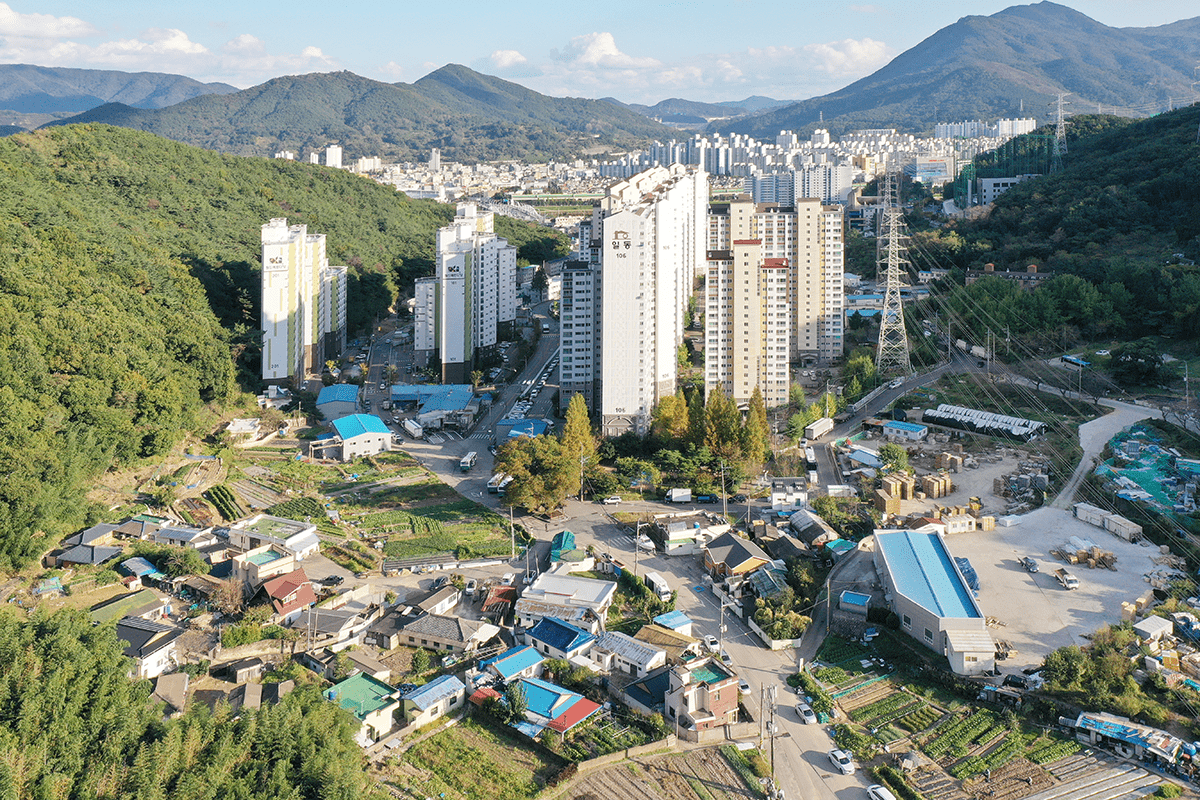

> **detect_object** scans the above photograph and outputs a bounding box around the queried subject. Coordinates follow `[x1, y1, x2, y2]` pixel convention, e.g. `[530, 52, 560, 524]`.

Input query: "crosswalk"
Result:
[467, 430, 491, 440]
[425, 433, 445, 444]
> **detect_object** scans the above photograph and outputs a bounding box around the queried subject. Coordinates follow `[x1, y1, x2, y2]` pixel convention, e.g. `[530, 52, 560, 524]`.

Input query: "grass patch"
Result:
[404, 718, 565, 800]
[720, 745, 767, 798]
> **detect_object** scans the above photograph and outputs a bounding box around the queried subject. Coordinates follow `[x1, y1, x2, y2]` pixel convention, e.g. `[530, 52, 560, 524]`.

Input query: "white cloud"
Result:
[802, 38, 890, 75]
[490, 49, 527, 69]
[0, 2, 95, 39]
[512, 33, 894, 104]
[554, 32, 660, 70]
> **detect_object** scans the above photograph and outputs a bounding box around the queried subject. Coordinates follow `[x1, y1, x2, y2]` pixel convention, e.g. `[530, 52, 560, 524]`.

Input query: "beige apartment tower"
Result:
[704, 197, 843, 406]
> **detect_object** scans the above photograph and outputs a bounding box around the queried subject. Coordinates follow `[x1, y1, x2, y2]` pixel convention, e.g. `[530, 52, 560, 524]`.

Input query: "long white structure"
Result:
[260, 218, 348, 384]
[704, 196, 844, 406]
[559, 166, 707, 436]
[414, 203, 517, 384]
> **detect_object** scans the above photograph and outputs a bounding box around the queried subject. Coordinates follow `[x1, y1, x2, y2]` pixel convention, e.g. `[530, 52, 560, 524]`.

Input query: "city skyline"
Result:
[6, 1, 1191, 104]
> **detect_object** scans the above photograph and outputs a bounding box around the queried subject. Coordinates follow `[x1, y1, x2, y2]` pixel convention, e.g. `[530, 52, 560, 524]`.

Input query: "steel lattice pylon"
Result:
[875, 172, 911, 375]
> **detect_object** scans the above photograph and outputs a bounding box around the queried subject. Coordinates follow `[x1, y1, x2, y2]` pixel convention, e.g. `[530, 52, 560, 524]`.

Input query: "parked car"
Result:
[828, 749, 855, 775]
[696, 494, 719, 504]
[1019, 556, 1039, 573]
[601, 495, 622, 505]
[731, 494, 748, 503]
[867, 785, 898, 800]
[738, 678, 751, 694]
[703, 634, 719, 653]
[465, 579, 477, 596]
[501, 573, 515, 586]
[432, 575, 450, 590]
[796, 702, 817, 724]
[719, 649, 732, 667]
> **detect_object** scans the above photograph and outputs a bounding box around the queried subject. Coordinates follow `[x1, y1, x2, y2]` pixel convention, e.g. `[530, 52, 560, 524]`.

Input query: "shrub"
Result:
[1158, 783, 1182, 798]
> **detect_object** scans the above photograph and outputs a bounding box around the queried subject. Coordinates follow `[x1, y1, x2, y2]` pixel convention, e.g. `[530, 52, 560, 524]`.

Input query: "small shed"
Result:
[1134, 616, 1174, 644]
[839, 590, 871, 616]
[882, 420, 928, 441]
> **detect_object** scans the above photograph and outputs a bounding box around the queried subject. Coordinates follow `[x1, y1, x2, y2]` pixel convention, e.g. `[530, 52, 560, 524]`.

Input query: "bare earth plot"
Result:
[567, 749, 757, 800]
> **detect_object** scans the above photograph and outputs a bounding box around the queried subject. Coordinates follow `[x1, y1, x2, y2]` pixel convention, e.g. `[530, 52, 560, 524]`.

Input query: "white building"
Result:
[260, 219, 348, 384]
[228, 514, 321, 561]
[565, 166, 706, 435]
[705, 196, 844, 405]
[414, 203, 517, 384]
[324, 145, 342, 169]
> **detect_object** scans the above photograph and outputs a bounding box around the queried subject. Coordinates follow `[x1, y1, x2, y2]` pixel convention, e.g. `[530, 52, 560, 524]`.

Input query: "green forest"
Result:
[0, 123, 565, 570]
[920, 107, 1200, 345]
[0, 611, 379, 799]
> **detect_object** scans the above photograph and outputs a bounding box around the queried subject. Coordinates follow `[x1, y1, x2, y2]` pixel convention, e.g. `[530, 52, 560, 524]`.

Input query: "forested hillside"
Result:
[0, 611, 377, 799]
[924, 106, 1200, 344]
[47, 66, 673, 163]
[0, 123, 565, 570]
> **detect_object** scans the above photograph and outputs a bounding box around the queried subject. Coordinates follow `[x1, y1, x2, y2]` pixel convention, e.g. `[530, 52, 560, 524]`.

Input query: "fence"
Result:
[747, 617, 803, 651]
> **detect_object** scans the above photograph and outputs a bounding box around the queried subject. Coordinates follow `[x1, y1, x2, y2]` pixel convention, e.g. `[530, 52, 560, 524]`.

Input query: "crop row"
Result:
[869, 701, 927, 730]
[813, 666, 852, 686]
[923, 711, 996, 758]
[950, 733, 1028, 778]
[1027, 738, 1081, 765]
[204, 484, 243, 520]
[895, 705, 942, 733]
[849, 692, 915, 723]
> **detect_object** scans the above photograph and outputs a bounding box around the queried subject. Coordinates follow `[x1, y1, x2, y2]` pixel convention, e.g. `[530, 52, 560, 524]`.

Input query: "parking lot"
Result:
[942, 506, 1167, 671]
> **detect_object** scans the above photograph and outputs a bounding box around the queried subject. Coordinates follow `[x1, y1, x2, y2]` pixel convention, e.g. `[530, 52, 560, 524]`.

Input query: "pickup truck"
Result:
[1054, 567, 1079, 590]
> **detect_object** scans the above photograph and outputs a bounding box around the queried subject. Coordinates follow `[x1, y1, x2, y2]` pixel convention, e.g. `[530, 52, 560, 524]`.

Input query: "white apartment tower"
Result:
[260, 218, 348, 385]
[413, 203, 517, 384]
[558, 165, 707, 436]
[324, 145, 343, 169]
[705, 197, 843, 406]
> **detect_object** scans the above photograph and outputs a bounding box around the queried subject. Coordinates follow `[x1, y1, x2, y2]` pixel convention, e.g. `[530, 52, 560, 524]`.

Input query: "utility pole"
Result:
[1051, 93, 1070, 173]
[720, 460, 728, 519]
[634, 521, 641, 578]
[509, 505, 515, 559]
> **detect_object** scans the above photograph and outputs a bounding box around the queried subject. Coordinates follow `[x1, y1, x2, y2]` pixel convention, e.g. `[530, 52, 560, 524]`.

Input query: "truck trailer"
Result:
[402, 419, 424, 439]
[643, 572, 671, 602]
[666, 488, 692, 503]
[804, 417, 834, 439]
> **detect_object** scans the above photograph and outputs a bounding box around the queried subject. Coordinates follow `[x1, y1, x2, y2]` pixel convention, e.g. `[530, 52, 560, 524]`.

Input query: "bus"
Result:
[487, 473, 506, 493]
[497, 475, 515, 496]
[1062, 355, 1090, 370]
[804, 447, 818, 470]
[460, 452, 478, 472]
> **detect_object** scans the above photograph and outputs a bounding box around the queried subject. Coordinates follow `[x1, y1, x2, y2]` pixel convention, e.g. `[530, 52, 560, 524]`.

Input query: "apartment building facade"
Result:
[260, 218, 348, 384]
[558, 165, 707, 436]
[704, 197, 844, 406]
[414, 203, 517, 384]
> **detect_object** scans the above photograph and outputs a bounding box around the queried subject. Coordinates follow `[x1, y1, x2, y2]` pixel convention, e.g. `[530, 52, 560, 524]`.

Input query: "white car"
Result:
[501, 573, 515, 586]
[601, 496, 622, 505]
[867, 786, 897, 800]
[719, 649, 732, 667]
[465, 579, 477, 596]
[703, 634, 719, 653]
[738, 678, 751, 694]
[828, 749, 855, 775]
[796, 702, 817, 724]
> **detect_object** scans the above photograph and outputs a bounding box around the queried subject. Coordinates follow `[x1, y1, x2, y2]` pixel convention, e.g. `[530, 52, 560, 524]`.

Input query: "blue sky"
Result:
[4, 1, 1191, 103]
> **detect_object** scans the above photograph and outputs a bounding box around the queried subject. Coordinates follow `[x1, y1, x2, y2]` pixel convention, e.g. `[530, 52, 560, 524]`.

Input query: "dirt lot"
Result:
[942, 506, 1166, 672]
[878, 439, 1035, 520]
[565, 748, 757, 800]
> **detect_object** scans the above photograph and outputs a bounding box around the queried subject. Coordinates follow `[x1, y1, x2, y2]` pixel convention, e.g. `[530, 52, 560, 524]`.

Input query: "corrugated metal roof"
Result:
[332, 414, 391, 439]
[402, 674, 465, 711]
[317, 384, 359, 405]
[875, 530, 981, 619]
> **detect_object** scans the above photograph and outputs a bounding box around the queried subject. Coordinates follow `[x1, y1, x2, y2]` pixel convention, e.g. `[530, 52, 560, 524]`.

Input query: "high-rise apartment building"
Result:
[260, 218, 348, 385]
[704, 197, 844, 406]
[559, 165, 707, 437]
[324, 144, 343, 169]
[413, 203, 517, 384]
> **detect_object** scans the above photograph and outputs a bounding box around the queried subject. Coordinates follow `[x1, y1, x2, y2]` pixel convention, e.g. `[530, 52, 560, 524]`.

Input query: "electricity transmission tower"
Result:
[1051, 93, 1070, 173]
[875, 172, 912, 375]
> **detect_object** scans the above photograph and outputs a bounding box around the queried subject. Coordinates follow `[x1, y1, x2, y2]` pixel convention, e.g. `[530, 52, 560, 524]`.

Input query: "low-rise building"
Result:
[664, 658, 739, 732]
[399, 613, 499, 654]
[153, 525, 218, 550]
[399, 674, 467, 727]
[872, 529, 994, 675]
[330, 414, 392, 461]
[291, 607, 372, 651]
[259, 568, 317, 624]
[90, 588, 169, 625]
[525, 616, 596, 661]
[115, 616, 183, 679]
[324, 673, 400, 742]
[316, 384, 360, 420]
[515, 574, 617, 632]
[232, 545, 296, 589]
[703, 531, 772, 580]
[882, 420, 928, 441]
[228, 514, 321, 562]
[633, 623, 702, 666]
[513, 677, 602, 737]
[479, 645, 544, 683]
[592, 631, 667, 678]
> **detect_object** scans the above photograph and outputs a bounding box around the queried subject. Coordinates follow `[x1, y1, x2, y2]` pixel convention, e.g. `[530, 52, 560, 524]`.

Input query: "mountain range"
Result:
[602, 96, 791, 125]
[44, 65, 675, 163]
[0, 63, 236, 131]
[716, 2, 1200, 138]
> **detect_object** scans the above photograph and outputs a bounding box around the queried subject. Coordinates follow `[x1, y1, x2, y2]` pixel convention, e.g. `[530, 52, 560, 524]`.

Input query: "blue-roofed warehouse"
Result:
[316, 384, 359, 420]
[496, 418, 550, 442]
[325, 414, 392, 462]
[882, 420, 928, 441]
[872, 529, 994, 675]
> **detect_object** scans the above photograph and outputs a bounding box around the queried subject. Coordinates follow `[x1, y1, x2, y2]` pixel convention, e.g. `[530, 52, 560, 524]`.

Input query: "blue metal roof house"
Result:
[480, 645, 544, 681]
[329, 414, 392, 462]
[872, 529, 994, 676]
[316, 384, 359, 420]
[526, 617, 596, 660]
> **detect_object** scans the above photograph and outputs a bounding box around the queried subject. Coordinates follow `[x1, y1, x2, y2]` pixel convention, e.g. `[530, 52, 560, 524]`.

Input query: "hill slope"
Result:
[0, 123, 563, 569]
[0, 63, 237, 113]
[47, 65, 674, 162]
[934, 106, 1200, 340]
[718, 2, 1200, 138]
